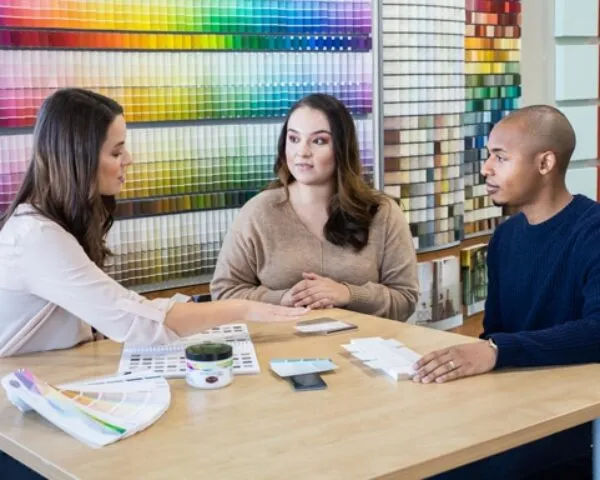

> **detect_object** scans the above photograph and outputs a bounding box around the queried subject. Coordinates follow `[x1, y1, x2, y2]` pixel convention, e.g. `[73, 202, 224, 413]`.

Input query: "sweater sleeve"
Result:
[489, 231, 600, 369]
[210, 215, 287, 305]
[19, 223, 179, 346]
[344, 200, 419, 321]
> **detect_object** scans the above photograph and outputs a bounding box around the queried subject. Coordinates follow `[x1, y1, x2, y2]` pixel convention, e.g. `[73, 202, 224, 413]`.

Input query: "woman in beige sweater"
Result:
[211, 94, 418, 321]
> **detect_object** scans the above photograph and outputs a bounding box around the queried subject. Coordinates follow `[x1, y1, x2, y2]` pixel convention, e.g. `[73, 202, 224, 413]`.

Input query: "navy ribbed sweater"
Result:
[482, 194, 600, 369]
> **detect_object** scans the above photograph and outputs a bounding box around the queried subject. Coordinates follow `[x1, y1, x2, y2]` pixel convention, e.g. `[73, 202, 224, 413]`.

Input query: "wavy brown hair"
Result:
[270, 93, 381, 251]
[0, 88, 123, 267]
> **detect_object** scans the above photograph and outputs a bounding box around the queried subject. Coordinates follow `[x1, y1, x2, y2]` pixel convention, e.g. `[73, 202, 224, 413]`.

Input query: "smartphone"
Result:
[288, 373, 327, 391]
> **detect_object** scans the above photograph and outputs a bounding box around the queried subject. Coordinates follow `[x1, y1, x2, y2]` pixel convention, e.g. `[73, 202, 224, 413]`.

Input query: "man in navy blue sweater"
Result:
[413, 105, 600, 479]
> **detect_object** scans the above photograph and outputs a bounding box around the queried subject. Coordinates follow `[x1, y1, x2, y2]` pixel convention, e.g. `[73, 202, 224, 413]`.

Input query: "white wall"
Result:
[521, 0, 598, 200]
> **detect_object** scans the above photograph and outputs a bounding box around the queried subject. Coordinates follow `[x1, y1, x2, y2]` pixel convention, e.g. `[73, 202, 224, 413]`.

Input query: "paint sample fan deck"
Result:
[1, 370, 171, 448]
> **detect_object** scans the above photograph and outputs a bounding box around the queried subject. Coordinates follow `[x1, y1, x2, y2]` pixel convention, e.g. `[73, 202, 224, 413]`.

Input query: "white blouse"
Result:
[0, 204, 179, 356]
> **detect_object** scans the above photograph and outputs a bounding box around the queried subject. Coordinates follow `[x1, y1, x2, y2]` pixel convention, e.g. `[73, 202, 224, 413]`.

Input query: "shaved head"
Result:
[498, 105, 576, 172]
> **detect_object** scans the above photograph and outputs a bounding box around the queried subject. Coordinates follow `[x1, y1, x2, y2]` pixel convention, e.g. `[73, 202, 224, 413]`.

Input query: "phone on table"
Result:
[288, 373, 327, 391]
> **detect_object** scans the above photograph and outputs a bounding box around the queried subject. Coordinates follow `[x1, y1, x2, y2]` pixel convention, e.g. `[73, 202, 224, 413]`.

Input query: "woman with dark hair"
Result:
[211, 94, 418, 321]
[0, 88, 306, 356]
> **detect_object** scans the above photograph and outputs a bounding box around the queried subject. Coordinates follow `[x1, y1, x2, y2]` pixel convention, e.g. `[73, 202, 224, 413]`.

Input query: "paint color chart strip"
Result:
[0, 0, 371, 35]
[0, 51, 373, 127]
[465, 37, 520, 50]
[0, 30, 372, 52]
[465, 25, 520, 38]
[105, 208, 240, 287]
[465, 0, 521, 13]
[382, 1, 465, 251]
[0, 120, 374, 216]
[464, 0, 520, 236]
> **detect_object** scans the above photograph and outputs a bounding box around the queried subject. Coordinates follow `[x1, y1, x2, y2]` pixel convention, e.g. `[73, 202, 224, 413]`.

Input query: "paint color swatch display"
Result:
[382, 1, 466, 251]
[0, 120, 373, 216]
[106, 208, 240, 286]
[464, 0, 521, 235]
[0, 51, 372, 127]
[0, 0, 374, 290]
[0, 1, 372, 34]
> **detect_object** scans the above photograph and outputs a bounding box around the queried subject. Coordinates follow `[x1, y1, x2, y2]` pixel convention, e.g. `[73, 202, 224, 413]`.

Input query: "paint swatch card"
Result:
[295, 318, 358, 335]
[269, 358, 338, 377]
[1, 370, 171, 448]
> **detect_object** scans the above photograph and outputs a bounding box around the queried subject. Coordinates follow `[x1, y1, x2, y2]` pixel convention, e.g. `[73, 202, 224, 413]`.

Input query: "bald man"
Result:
[415, 105, 600, 479]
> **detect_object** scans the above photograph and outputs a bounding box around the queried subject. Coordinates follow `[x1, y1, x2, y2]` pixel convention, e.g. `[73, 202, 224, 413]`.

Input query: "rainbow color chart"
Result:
[464, 0, 521, 235]
[0, 31, 371, 51]
[0, 0, 374, 289]
[0, 51, 372, 127]
[0, 1, 371, 34]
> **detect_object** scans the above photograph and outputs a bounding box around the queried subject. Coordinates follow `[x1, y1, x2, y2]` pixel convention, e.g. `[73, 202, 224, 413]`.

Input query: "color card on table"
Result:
[382, 1, 466, 252]
[0, 51, 373, 127]
[464, 0, 521, 237]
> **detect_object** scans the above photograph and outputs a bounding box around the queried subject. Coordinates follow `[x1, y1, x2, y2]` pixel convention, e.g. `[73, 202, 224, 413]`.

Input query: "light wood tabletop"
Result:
[1, 309, 600, 480]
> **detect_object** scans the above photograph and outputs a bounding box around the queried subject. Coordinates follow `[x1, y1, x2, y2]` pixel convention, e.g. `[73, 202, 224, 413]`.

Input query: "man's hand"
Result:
[412, 341, 498, 384]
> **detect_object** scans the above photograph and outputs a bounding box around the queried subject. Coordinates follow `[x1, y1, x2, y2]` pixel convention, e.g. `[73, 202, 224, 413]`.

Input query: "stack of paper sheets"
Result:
[342, 337, 421, 380]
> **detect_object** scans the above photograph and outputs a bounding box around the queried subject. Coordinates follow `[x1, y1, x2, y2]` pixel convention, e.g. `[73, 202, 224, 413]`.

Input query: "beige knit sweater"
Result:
[210, 188, 418, 321]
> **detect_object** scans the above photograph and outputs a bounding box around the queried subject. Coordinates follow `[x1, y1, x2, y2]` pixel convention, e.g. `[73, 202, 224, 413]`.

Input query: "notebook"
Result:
[118, 323, 260, 378]
[2, 369, 170, 448]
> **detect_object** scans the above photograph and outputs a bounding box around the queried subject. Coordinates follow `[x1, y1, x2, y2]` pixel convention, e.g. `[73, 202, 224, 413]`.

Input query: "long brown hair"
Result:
[270, 93, 381, 251]
[0, 88, 123, 267]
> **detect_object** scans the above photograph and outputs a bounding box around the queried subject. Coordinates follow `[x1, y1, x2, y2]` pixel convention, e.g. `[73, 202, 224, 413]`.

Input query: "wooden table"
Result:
[1, 309, 599, 480]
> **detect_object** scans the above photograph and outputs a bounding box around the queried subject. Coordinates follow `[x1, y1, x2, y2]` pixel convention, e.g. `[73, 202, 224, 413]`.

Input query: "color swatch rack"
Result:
[105, 208, 240, 287]
[0, 0, 374, 290]
[0, 0, 525, 287]
[381, 0, 521, 251]
[382, 1, 466, 251]
[464, 0, 521, 236]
